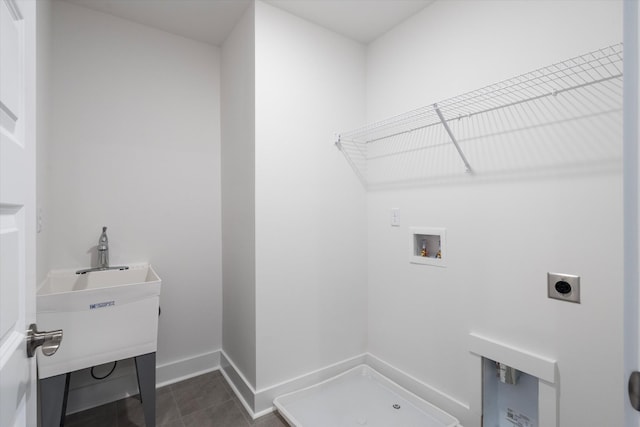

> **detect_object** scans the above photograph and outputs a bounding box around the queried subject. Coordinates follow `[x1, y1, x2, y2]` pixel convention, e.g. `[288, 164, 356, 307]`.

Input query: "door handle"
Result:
[26, 324, 63, 358]
[631, 371, 640, 412]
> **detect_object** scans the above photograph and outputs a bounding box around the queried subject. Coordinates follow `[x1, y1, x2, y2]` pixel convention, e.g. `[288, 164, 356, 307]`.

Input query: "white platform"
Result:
[274, 364, 460, 427]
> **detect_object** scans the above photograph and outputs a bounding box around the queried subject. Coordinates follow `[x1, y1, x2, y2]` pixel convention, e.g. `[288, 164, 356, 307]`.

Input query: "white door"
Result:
[0, 0, 37, 426]
[625, 0, 640, 425]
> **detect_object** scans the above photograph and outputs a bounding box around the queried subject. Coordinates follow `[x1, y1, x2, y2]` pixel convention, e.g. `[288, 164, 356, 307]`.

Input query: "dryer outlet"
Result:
[547, 272, 580, 303]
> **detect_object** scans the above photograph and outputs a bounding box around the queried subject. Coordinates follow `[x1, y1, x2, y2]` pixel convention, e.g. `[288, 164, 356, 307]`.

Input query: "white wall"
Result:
[41, 1, 629, 423]
[366, 1, 623, 426]
[221, 3, 257, 390]
[366, 0, 623, 122]
[49, 0, 222, 386]
[254, 1, 367, 390]
[36, 0, 53, 285]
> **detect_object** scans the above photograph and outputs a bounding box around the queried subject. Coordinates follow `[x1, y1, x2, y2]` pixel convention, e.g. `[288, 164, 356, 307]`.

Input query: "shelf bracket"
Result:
[433, 104, 473, 173]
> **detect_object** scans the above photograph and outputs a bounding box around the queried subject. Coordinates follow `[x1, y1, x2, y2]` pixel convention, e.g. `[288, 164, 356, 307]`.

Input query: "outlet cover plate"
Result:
[391, 208, 400, 226]
[547, 272, 580, 303]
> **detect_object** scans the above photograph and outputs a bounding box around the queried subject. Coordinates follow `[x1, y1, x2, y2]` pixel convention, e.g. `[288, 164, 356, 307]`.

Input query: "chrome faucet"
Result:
[97, 226, 109, 269]
[76, 226, 129, 274]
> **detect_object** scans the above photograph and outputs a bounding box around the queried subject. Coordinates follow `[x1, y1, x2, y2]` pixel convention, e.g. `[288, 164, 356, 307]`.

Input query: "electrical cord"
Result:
[90, 361, 117, 380]
[89, 306, 160, 381]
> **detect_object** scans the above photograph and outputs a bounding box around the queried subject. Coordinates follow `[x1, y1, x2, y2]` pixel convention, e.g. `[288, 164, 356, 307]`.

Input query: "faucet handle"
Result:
[98, 226, 109, 248]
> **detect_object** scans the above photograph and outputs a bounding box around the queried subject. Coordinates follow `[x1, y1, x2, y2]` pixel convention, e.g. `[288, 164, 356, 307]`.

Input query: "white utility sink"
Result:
[36, 264, 161, 379]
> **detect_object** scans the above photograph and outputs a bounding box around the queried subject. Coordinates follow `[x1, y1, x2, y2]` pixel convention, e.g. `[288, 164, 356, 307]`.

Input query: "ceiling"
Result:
[61, 0, 433, 45]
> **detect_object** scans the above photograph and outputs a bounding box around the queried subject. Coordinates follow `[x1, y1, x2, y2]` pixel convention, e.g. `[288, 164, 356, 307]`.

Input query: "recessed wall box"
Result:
[409, 227, 446, 267]
[482, 357, 539, 427]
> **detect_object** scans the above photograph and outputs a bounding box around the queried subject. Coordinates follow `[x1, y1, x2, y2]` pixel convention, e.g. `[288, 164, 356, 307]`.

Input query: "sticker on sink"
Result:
[505, 408, 533, 427]
[90, 300, 115, 309]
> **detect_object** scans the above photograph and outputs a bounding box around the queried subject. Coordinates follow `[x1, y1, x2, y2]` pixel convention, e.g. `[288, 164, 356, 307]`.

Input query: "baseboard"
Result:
[254, 353, 367, 416]
[65, 348, 470, 424]
[156, 349, 221, 387]
[219, 351, 256, 417]
[220, 351, 367, 419]
[65, 350, 221, 415]
[220, 351, 471, 423]
[65, 358, 138, 415]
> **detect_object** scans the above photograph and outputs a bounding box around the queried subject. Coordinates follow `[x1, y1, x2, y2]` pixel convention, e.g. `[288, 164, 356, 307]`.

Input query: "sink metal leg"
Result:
[39, 373, 70, 427]
[134, 352, 156, 427]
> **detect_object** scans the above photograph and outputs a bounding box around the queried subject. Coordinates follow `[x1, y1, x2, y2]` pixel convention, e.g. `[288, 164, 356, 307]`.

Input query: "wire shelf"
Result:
[337, 44, 624, 189]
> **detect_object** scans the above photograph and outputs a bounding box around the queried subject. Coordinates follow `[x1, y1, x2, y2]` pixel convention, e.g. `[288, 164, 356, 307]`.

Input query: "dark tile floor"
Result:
[64, 370, 289, 427]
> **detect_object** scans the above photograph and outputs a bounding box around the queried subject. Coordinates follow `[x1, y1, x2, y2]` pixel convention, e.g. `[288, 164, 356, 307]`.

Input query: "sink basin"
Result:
[36, 264, 161, 379]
